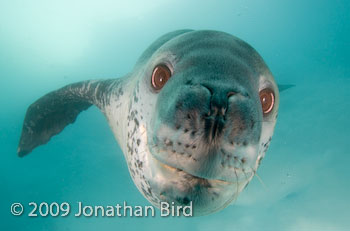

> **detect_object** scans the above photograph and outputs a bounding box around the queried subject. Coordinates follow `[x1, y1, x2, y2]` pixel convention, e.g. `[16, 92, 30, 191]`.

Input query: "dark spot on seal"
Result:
[186, 79, 192, 85]
[258, 156, 263, 166]
[142, 188, 150, 197]
[182, 197, 190, 205]
[176, 197, 190, 205]
[118, 86, 123, 95]
[250, 120, 255, 129]
[175, 102, 183, 109]
[164, 138, 173, 146]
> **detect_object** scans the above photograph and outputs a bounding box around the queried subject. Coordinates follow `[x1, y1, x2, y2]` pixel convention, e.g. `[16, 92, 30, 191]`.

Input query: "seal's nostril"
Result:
[202, 84, 213, 95]
[201, 85, 238, 118]
[210, 93, 228, 117]
[227, 92, 236, 98]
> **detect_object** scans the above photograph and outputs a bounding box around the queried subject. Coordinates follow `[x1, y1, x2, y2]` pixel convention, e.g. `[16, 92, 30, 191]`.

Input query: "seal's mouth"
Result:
[149, 147, 253, 185]
[156, 157, 234, 185]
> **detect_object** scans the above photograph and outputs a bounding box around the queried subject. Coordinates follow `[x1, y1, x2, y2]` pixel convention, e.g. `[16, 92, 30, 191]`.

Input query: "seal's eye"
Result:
[151, 64, 171, 91]
[259, 88, 275, 114]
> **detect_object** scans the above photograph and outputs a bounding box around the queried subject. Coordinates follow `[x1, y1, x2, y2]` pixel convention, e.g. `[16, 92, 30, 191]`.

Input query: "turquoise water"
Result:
[1, 0, 349, 230]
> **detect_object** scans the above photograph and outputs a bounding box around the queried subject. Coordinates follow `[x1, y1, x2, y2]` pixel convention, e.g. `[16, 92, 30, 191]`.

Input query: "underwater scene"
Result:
[1, 0, 349, 230]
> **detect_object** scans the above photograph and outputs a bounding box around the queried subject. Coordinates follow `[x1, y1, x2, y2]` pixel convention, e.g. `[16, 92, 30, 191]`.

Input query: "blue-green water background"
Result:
[1, 0, 349, 230]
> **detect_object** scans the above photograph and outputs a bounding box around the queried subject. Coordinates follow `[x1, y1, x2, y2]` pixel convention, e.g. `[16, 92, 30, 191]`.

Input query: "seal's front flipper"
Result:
[17, 79, 115, 157]
[278, 84, 295, 92]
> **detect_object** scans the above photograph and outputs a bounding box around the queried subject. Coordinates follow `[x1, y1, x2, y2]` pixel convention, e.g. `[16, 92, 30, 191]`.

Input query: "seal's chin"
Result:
[145, 122, 259, 215]
[146, 149, 251, 216]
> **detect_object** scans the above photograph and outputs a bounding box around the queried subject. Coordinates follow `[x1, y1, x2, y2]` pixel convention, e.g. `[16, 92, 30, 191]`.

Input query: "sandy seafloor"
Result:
[0, 0, 349, 230]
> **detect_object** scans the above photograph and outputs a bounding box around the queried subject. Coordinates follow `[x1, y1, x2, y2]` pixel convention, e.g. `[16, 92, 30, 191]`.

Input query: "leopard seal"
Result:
[18, 29, 281, 216]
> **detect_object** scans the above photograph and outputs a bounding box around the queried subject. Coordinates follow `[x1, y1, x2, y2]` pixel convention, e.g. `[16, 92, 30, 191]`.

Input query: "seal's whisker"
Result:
[249, 166, 268, 191]
[234, 168, 240, 201]
[188, 132, 203, 146]
[255, 173, 268, 191]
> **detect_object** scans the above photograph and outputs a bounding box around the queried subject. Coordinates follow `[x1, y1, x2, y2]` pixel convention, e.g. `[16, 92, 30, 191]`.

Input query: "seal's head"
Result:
[130, 30, 279, 216]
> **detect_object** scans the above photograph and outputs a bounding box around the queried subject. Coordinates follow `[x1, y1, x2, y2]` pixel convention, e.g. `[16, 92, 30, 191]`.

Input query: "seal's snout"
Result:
[204, 89, 236, 143]
[151, 79, 261, 182]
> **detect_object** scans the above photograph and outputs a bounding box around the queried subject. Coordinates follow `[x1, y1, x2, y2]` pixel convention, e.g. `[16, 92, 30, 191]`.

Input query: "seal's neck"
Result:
[103, 74, 135, 155]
